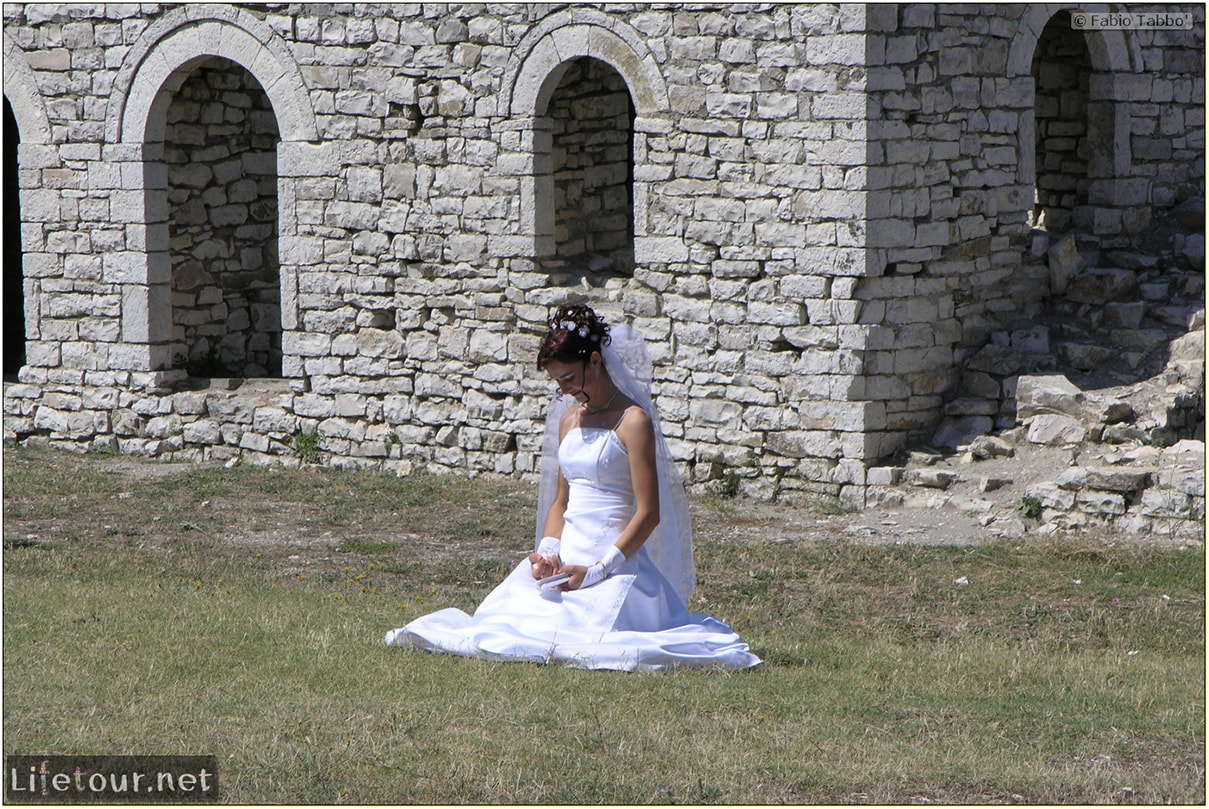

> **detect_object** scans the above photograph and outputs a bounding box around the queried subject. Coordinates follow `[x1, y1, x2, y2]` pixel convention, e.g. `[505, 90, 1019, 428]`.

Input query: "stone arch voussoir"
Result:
[2, 33, 53, 145]
[1007, 4, 1140, 77]
[106, 4, 317, 145]
[503, 11, 669, 118]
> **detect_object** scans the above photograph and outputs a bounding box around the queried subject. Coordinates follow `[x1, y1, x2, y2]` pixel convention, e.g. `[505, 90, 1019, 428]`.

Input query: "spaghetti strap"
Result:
[609, 406, 631, 432]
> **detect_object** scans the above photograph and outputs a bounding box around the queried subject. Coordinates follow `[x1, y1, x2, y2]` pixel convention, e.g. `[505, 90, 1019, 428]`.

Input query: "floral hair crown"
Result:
[559, 320, 601, 342]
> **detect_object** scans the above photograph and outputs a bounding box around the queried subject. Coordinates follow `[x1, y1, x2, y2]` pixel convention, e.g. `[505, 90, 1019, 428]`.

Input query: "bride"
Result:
[384, 305, 760, 671]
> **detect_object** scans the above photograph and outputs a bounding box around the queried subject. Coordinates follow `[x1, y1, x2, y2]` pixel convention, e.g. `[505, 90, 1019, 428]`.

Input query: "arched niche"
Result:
[499, 13, 673, 265]
[106, 5, 317, 146]
[1008, 4, 1141, 239]
[103, 5, 324, 373]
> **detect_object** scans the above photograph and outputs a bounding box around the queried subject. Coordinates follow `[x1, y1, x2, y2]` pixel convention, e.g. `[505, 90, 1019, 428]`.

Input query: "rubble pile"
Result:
[868, 221, 1205, 542]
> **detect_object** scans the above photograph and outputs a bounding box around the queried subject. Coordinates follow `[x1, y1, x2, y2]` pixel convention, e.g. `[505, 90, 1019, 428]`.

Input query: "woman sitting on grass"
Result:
[385, 305, 760, 671]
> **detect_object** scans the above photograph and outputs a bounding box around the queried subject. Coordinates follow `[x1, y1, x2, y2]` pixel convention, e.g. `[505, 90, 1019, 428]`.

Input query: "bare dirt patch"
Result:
[5, 440, 1195, 592]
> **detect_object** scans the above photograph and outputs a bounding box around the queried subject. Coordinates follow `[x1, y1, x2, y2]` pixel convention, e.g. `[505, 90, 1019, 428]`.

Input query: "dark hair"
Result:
[536, 305, 612, 369]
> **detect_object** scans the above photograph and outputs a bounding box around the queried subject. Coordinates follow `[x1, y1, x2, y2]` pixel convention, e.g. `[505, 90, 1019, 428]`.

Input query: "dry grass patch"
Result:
[3, 446, 1204, 804]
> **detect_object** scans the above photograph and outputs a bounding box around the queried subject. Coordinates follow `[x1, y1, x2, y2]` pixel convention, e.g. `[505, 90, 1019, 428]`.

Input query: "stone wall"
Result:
[857, 3, 1204, 466]
[1129, 15, 1206, 211]
[2, 3, 1203, 505]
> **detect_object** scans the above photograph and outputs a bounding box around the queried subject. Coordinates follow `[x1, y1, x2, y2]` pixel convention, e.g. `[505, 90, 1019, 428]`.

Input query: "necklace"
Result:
[584, 389, 620, 414]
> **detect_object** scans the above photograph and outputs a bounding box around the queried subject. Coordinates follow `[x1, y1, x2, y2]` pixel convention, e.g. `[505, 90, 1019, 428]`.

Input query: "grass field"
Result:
[2, 446, 1203, 803]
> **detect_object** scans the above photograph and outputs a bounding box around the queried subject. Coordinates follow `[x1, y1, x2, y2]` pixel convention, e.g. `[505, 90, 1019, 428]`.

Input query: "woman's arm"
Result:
[530, 408, 576, 578]
[540, 471, 569, 540]
[541, 405, 578, 536]
[610, 406, 660, 558]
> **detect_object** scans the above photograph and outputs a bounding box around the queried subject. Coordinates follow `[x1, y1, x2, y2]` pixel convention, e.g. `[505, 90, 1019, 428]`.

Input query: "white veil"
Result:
[535, 323, 697, 606]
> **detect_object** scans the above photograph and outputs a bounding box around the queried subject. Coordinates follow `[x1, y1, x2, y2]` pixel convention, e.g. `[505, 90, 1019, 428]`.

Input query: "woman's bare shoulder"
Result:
[558, 403, 582, 436]
[616, 404, 653, 440]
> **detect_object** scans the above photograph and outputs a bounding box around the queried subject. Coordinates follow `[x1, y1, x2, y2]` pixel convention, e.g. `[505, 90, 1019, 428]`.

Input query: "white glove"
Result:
[578, 546, 625, 590]
[536, 535, 561, 560]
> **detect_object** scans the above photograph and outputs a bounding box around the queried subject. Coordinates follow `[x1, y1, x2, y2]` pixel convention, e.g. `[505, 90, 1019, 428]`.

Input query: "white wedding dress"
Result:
[385, 426, 761, 671]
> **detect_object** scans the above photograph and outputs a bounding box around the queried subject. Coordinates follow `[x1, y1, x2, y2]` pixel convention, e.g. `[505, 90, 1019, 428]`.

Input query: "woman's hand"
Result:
[555, 564, 589, 591]
[528, 552, 561, 580]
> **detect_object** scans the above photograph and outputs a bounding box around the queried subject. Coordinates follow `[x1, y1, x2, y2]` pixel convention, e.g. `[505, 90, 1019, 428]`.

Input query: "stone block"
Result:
[183, 419, 222, 445]
[931, 415, 993, 450]
[352, 327, 402, 359]
[1102, 301, 1147, 330]
[1140, 488, 1195, 518]
[747, 301, 806, 326]
[284, 332, 333, 357]
[966, 344, 1025, 376]
[204, 393, 257, 424]
[319, 417, 366, 443]
[32, 406, 69, 434]
[1082, 468, 1151, 493]
[239, 432, 270, 453]
[1028, 482, 1076, 511]
[1016, 375, 1085, 419]
[1046, 233, 1085, 295]
[27, 49, 71, 71]
[1010, 327, 1050, 355]
[468, 329, 508, 363]
[170, 391, 207, 416]
[250, 407, 295, 436]
[144, 414, 182, 439]
[1057, 342, 1116, 372]
[634, 237, 689, 264]
[1066, 268, 1137, 305]
[1026, 414, 1086, 445]
[446, 234, 486, 262]
[1076, 490, 1127, 516]
[292, 394, 335, 419]
[908, 468, 956, 489]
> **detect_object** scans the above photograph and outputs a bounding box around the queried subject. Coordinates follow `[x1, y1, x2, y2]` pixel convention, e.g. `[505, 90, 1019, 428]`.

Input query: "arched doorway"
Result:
[164, 57, 281, 379]
[3, 96, 25, 378]
[1031, 10, 1092, 233]
[547, 57, 635, 277]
